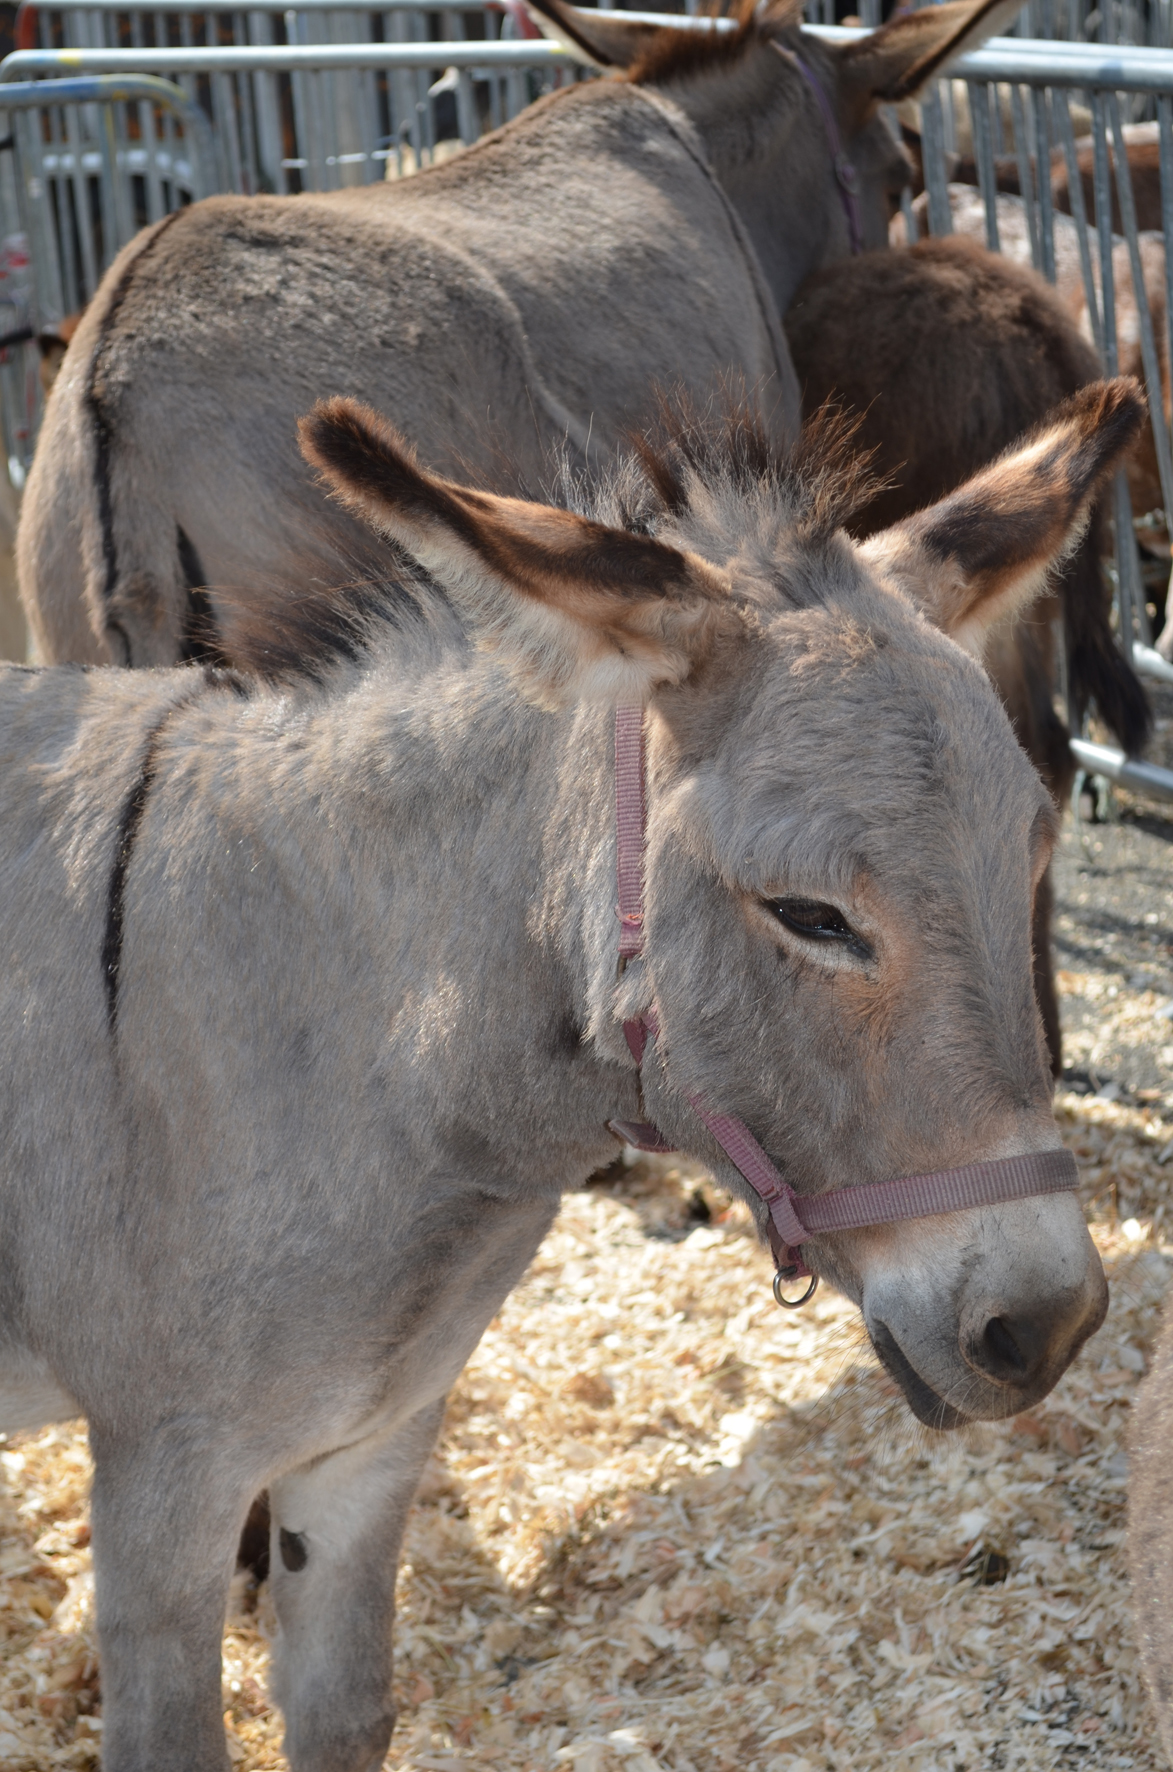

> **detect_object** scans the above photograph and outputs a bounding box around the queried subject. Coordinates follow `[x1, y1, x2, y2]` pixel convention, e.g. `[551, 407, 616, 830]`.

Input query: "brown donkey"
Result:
[784, 234, 1151, 1074]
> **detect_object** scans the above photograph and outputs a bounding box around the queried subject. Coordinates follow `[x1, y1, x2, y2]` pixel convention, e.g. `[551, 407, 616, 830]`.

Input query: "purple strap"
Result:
[772, 45, 863, 257]
[615, 705, 647, 963]
[610, 710, 1079, 1290]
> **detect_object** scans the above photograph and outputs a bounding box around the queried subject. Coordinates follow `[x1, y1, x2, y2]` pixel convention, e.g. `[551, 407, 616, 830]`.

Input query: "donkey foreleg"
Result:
[267, 1397, 446, 1772]
[89, 1428, 257, 1772]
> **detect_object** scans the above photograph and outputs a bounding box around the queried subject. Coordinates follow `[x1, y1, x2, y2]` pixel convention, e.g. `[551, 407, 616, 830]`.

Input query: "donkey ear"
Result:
[858, 379, 1145, 659]
[522, 0, 664, 68]
[836, 0, 1026, 103]
[299, 398, 733, 708]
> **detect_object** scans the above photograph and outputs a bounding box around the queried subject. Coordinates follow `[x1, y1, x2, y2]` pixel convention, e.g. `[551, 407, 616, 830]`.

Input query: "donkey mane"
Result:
[219, 398, 880, 684]
[624, 0, 771, 87]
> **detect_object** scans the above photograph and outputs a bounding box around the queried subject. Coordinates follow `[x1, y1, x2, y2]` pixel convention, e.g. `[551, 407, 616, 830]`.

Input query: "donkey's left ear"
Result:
[300, 398, 734, 709]
[522, 0, 665, 68]
[859, 379, 1145, 659]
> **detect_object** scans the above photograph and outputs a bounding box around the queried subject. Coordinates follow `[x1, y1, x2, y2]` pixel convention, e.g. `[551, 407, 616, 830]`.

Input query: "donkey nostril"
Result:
[981, 1315, 1029, 1377]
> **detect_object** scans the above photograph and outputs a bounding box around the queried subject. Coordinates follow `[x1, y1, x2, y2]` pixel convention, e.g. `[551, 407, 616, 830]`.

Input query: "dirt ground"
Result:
[0, 698, 1170, 1772]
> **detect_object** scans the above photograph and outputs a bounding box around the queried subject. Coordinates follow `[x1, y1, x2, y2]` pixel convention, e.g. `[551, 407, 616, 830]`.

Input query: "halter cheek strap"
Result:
[771, 43, 864, 257]
[606, 707, 1079, 1308]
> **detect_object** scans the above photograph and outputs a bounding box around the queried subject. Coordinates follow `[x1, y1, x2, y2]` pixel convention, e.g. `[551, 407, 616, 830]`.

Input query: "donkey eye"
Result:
[768, 897, 871, 959]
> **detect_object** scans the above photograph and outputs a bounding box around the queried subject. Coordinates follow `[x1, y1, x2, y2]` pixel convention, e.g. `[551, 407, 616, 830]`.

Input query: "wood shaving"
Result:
[0, 1093, 1167, 1771]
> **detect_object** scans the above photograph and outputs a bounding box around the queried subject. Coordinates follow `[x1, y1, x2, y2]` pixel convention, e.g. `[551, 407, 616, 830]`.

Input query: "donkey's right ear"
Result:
[836, 0, 1025, 103]
[522, 0, 665, 68]
[299, 398, 735, 709]
[859, 378, 1144, 658]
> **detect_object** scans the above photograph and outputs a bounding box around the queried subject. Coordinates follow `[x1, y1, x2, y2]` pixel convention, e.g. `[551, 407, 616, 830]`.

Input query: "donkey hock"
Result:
[0, 385, 1133, 1770]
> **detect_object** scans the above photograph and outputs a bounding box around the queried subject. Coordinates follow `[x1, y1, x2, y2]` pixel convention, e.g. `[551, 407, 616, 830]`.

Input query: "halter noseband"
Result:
[771, 43, 864, 257]
[606, 707, 1078, 1309]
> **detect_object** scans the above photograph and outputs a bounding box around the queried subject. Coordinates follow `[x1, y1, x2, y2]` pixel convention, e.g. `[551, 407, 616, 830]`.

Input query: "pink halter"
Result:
[606, 707, 1078, 1308]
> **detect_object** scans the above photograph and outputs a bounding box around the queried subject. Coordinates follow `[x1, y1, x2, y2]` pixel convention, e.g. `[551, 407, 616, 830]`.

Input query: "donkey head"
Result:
[299, 379, 1142, 1429]
[524, 0, 1023, 293]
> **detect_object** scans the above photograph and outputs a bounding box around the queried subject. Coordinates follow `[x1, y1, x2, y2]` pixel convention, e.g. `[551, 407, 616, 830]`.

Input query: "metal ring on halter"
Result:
[773, 1270, 819, 1310]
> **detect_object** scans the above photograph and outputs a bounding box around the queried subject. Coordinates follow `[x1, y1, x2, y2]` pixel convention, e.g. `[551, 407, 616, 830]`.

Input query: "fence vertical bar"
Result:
[920, 81, 953, 234]
[1054, 84, 1103, 354]
[1010, 80, 1042, 268]
[1031, 85, 1056, 279]
[1108, 89, 1173, 620]
[968, 76, 1001, 249]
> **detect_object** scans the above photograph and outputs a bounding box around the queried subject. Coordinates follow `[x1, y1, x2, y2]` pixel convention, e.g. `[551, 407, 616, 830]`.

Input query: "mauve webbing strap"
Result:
[615, 705, 647, 962]
[771, 44, 864, 256]
[609, 709, 1079, 1276]
[797, 1148, 1078, 1235]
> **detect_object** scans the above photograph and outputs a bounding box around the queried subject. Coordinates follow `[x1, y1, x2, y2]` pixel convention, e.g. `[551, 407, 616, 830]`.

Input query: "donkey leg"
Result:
[268, 1398, 446, 1772]
[89, 1430, 252, 1772]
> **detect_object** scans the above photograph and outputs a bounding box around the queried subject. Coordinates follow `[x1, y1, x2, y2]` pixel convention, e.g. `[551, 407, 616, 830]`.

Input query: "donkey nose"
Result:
[964, 1310, 1055, 1387]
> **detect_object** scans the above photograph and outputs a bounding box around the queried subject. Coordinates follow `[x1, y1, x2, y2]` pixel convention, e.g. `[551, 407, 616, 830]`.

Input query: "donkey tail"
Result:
[1063, 526, 1152, 757]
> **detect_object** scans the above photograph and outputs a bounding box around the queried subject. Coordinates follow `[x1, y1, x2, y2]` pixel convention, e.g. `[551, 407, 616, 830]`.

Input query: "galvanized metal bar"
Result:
[60, 95, 99, 302]
[1010, 81, 1042, 268]
[1032, 85, 1056, 280]
[0, 41, 572, 76]
[1054, 83, 1103, 353]
[1107, 90, 1173, 570]
[1070, 736, 1173, 800]
[1092, 92, 1118, 372]
[967, 76, 1001, 250]
[920, 81, 953, 235]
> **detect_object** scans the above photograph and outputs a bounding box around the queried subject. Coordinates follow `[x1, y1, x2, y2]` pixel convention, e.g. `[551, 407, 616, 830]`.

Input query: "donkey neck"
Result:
[229, 653, 644, 1182]
[662, 39, 842, 319]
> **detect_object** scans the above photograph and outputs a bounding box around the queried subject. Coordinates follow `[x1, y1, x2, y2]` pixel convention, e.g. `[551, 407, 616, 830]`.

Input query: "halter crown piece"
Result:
[605, 708, 1079, 1309]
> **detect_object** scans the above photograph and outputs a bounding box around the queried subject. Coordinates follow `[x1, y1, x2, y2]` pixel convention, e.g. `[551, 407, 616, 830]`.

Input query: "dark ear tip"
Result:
[1068, 375, 1147, 452]
[297, 397, 412, 478]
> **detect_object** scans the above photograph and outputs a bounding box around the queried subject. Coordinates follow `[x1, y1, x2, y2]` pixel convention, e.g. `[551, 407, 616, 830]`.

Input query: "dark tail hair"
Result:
[1064, 526, 1152, 756]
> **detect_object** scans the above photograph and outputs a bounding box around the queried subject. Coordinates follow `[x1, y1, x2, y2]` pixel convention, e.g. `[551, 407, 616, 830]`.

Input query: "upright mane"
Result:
[624, 0, 775, 87]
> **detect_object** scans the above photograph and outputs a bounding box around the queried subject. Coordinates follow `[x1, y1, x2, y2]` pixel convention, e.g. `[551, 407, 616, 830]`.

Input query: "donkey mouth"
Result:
[869, 1321, 969, 1431]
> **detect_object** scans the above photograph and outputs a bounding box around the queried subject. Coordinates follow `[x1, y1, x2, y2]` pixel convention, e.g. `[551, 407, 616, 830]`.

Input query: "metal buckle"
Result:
[773, 1269, 819, 1310]
[834, 153, 859, 195]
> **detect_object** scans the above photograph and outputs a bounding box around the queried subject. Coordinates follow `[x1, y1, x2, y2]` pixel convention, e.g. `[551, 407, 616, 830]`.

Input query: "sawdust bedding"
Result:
[0, 1086, 1166, 1772]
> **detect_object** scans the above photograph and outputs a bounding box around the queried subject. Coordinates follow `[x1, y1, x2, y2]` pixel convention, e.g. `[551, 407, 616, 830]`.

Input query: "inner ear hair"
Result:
[836, 0, 1027, 103]
[299, 396, 738, 708]
[861, 377, 1145, 653]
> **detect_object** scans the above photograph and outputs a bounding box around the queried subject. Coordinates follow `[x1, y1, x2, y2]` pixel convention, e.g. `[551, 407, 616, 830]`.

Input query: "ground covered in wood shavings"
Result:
[0, 1101, 1168, 1772]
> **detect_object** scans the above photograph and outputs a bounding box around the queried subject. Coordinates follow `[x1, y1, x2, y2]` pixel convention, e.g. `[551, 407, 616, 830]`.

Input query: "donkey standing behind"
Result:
[16, 0, 1024, 669]
[0, 378, 1137, 1768]
[784, 234, 1151, 1072]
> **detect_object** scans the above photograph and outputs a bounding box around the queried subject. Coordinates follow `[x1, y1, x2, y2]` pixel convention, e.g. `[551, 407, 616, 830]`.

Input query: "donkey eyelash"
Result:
[766, 897, 873, 962]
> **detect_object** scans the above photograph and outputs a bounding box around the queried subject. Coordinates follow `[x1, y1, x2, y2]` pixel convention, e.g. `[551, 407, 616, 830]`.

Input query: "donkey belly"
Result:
[0, 1347, 79, 1434]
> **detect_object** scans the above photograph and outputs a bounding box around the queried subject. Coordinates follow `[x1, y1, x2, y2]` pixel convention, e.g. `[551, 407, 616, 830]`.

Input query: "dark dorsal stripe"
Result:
[100, 670, 251, 1036]
[101, 723, 166, 1036]
[83, 209, 187, 654]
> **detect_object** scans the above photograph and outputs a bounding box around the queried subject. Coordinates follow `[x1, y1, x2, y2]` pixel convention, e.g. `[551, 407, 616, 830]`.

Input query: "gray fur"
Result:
[1130, 1312, 1173, 1758]
[0, 380, 1128, 1768]
[18, 0, 992, 669]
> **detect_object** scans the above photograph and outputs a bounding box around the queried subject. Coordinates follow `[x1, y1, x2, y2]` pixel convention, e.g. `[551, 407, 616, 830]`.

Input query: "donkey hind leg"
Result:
[89, 1431, 254, 1772]
[268, 1398, 446, 1772]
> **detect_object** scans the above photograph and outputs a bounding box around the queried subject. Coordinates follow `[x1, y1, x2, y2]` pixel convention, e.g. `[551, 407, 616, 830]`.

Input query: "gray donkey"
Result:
[0, 378, 1136, 1770]
[1129, 1300, 1173, 1759]
[17, 0, 1023, 670]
